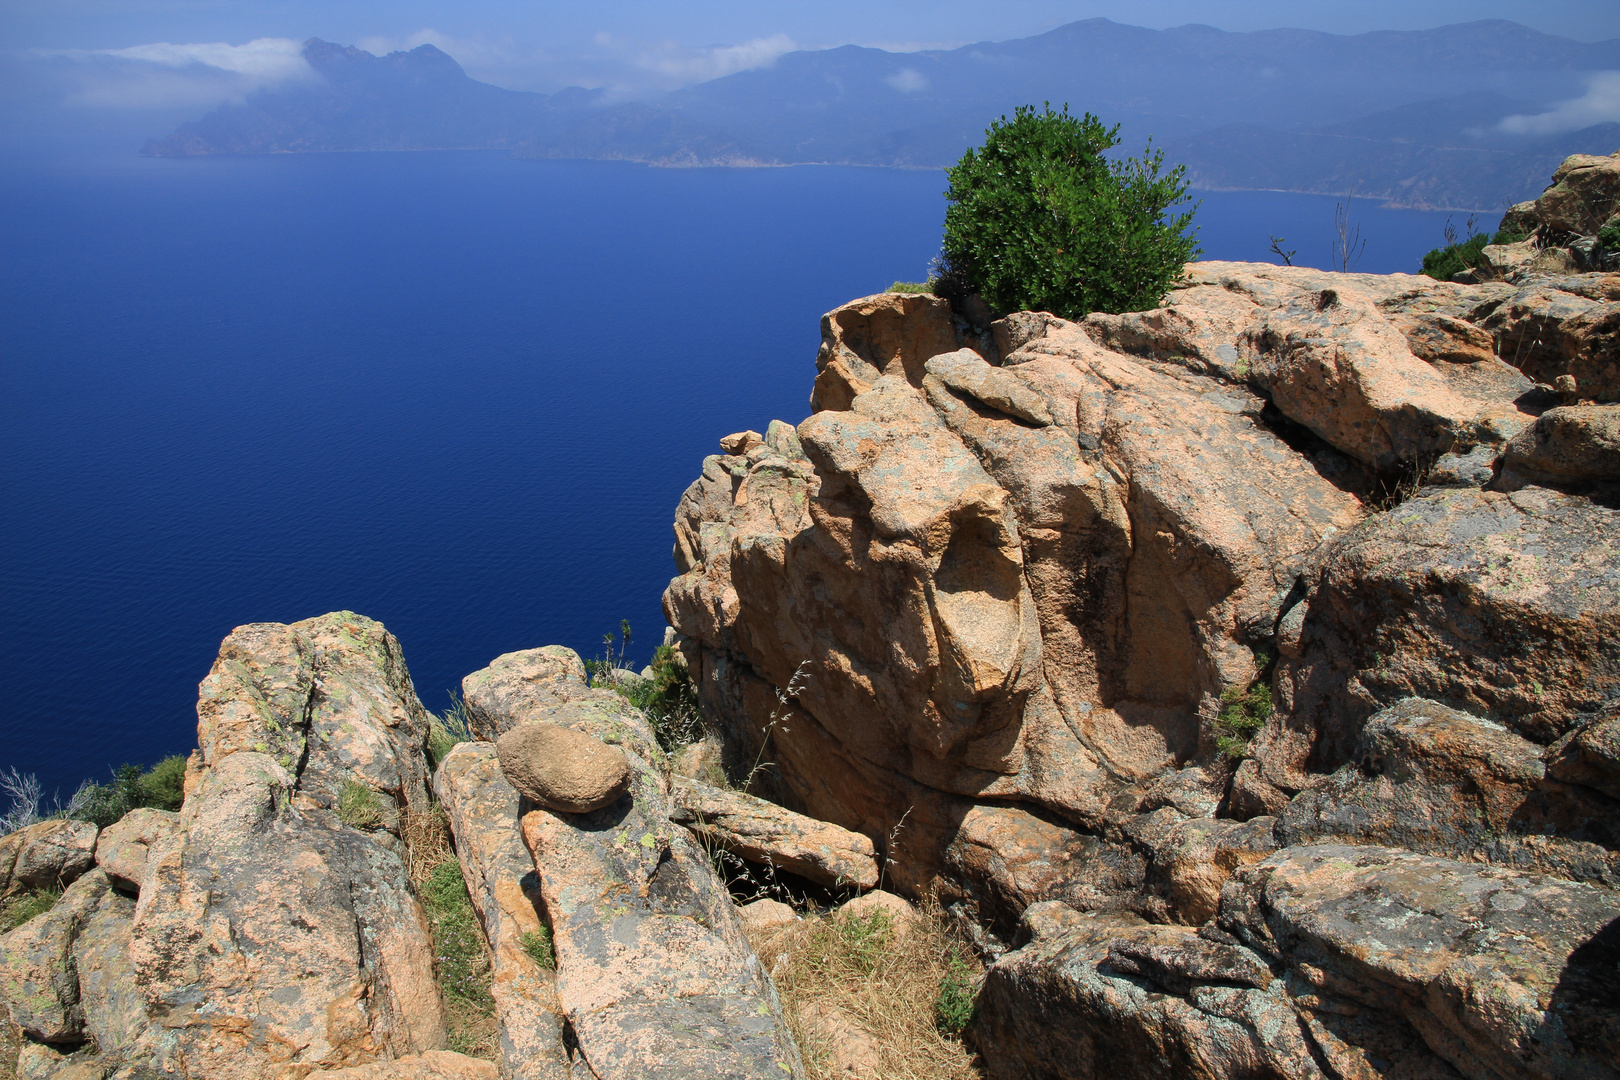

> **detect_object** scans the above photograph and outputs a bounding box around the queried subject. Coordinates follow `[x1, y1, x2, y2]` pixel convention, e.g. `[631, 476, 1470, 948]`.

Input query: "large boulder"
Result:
[496, 722, 631, 813]
[1496, 404, 1620, 493]
[91, 807, 176, 892]
[460, 645, 597, 742]
[0, 820, 98, 896]
[1534, 150, 1620, 236]
[0, 613, 449, 1076]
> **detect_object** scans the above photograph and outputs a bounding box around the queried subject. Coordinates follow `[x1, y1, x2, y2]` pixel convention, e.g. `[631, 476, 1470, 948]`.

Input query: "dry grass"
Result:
[748, 902, 985, 1080]
[402, 804, 454, 888]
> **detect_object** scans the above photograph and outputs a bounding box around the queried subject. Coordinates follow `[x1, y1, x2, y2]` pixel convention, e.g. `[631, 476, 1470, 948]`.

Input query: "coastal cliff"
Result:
[1, 152, 1617, 1079]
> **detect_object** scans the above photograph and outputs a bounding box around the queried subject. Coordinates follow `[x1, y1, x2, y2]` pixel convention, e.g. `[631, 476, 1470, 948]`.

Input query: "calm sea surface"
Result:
[0, 151, 1488, 796]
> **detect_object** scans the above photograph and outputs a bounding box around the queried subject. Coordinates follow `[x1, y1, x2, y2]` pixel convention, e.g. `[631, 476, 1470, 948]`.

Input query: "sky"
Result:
[3, 0, 1619, 103]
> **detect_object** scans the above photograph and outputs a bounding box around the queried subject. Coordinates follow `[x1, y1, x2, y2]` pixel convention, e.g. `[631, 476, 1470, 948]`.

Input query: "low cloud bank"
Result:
[1500, 71, 1620, 136]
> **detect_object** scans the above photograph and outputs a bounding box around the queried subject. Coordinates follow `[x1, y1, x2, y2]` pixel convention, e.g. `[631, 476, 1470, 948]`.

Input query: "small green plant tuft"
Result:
[0, 886, 61, 932]
[937, 102, 1199, 320]
[59, 754, 191, 829]
[1215, 679, 1274, 759]
[429, 691, 476, 769]
[590, 623, 703, 751]
[520, 927, 555, 969]
[337, 780, 386, 830]
[934, 954, 979, 1036]
[834, 909, 894, 976]
[887, 280, 934, 294]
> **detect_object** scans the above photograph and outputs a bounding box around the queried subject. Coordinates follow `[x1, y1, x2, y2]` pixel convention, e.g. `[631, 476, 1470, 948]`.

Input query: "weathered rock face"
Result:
[433, 742, 572, 1080]
[980, 844, 1620, 1080]
[665, 264, 1620, 1075]
[514, 700, 804, 1080]
[663, 263, 1620, 926]
[1, 612, 447, 1077]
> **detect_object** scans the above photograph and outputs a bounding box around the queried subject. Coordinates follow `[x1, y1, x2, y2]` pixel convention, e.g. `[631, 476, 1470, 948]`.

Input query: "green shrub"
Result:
[1420, 227, 1526, 280]
[591, 623, 703, 751]
[937, 103, 1199, 320]
[834, 909, 894, 976]
[520, 927, 555, 969]
[337, 780, 386, 830]
[65, 754, 189, 828]
[1215, 681, 1274, 759]
[887, 280, 934, 294]
[934, 954, 979, 1036]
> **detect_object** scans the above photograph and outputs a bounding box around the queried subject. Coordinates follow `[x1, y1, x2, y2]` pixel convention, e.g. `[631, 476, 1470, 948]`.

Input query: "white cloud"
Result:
[36, 37, 316, 109]
[886, 67, 928, 92]
[1499, 71, 1620, 136]
[617, 33, 797, 83]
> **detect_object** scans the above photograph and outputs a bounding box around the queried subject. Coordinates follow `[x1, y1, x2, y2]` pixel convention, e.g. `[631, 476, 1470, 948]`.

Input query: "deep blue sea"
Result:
[0, 150, 1489, 798]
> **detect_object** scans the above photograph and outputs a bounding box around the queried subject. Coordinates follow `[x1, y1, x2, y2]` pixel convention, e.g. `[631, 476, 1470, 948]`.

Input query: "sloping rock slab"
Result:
[1280, 698, 1620, 886]
[1266, 485, 1620, 788]
[434, 742, 571, 1080]
[1222, 844, 1620, 1080]
[669, 776, 879, 890]
[519, 701, 803, 1080]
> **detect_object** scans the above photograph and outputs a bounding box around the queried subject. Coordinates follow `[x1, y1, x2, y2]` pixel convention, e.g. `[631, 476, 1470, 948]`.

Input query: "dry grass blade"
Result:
[748, 901, 984, 1080]
[402, 803, 453, 888]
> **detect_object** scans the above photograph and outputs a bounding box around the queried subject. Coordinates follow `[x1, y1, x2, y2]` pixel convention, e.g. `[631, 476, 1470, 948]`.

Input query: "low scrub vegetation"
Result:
[589, 622, 703, 751]
[0, 885, 61, 933]
[0, 755, 188, 835]
[1419, 221, 1527, 280]
[747, 902, 984, 1080]
[887, 280, 934, 294]
[1214, 673, 1274, 759]
[429, 692, 476, 769]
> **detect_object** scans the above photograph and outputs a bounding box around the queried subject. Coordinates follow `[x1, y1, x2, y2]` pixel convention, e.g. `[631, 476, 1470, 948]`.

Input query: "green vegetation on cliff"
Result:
[936, 103, 1199, 320]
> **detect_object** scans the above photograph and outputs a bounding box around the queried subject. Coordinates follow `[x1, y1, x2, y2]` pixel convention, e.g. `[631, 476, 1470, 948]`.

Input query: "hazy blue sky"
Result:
[3, 0, 1620, 123]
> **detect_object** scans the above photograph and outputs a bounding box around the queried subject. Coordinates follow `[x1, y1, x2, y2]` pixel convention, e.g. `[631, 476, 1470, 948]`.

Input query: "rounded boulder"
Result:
[496, 722, 631, 813]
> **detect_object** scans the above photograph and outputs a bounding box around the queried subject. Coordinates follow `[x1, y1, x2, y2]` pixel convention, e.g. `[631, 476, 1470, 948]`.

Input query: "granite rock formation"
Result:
[663, 257, 1620, 1076]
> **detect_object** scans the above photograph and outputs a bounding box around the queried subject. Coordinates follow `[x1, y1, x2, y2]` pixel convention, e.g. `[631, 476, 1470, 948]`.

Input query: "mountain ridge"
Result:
[143, 21, 1620, 208]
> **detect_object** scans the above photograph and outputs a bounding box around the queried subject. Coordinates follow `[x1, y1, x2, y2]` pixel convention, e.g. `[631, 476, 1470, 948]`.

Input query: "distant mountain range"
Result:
[144, 20, 1620, 209]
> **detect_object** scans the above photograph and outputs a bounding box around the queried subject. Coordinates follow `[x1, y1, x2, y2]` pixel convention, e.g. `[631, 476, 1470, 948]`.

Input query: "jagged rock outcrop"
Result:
[2, 612, 447, 1077]
[664, 260, 1620, 1076]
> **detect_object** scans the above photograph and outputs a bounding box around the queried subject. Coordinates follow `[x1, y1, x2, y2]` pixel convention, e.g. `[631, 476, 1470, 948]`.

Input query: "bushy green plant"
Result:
[1215, 681, 1274, 759]
[591, 623, 702, 751]
[834, 909, 894, 976]
[65, 754, 189, 828]
[937, 103, 1199, 320]
[934, 954, 979, 1036]
[1420, 226, 1526, 280]
[887, 280, 934, 294]
[1600, 221, 1620, 258]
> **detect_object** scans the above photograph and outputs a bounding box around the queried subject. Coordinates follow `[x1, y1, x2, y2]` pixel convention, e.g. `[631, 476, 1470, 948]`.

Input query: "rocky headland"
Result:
[3, 153, 1618, 1079]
